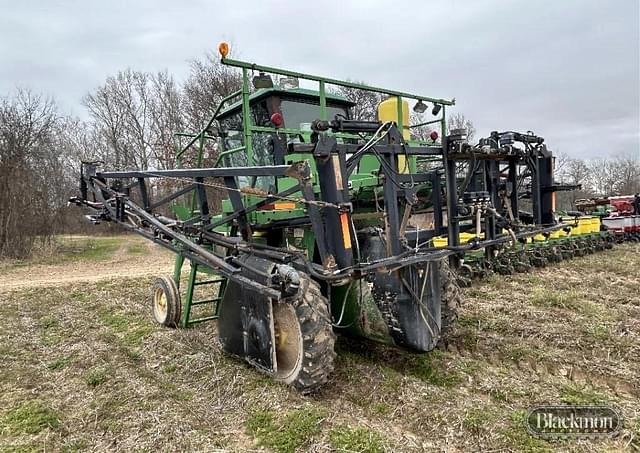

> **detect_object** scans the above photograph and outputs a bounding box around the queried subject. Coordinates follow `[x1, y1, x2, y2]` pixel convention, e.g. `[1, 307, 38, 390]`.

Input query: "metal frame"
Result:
[71, 54, 586, 347]
[72, 124, 570, 295]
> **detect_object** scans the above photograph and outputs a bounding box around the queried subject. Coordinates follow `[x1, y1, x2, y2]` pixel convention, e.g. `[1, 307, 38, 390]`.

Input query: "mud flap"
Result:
[361, 234, 442, 352]
[217, 255, 277, 372]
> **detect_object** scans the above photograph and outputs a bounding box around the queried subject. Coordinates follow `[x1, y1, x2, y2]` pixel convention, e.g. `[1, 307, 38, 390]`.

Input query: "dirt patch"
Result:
[0, 235, 174, 292]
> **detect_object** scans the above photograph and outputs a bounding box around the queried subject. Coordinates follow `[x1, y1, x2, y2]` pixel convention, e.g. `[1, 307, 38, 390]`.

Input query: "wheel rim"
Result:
[153, 287, 168, 322]
[272, 302, 302, 381]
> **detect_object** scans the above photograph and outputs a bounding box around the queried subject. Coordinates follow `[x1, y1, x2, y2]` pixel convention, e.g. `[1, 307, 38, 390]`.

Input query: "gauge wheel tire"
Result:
[531, 255, 547, 267]
[151, 276, 182, 327]
[439, 260, 462, 345]
[272, 276, 336, 393]
[456, 263, 474, 287]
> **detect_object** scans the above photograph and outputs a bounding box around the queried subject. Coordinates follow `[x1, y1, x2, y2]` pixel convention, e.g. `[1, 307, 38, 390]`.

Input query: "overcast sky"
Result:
[1, 0, 638, 158]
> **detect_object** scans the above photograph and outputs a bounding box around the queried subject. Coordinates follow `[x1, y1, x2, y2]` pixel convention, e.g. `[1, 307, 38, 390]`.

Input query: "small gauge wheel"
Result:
[151, 276, 181, 327]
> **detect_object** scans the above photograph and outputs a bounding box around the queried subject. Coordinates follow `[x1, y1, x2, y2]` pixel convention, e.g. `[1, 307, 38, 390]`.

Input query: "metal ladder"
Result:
[180, 261, 227, 327]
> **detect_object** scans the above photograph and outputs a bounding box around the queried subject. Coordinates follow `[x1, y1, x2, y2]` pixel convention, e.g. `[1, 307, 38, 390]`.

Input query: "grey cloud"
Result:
[0, 0, 637, 158]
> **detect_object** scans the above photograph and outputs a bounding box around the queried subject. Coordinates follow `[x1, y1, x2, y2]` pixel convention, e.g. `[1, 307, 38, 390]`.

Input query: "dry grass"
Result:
[0, 237, 638, 451]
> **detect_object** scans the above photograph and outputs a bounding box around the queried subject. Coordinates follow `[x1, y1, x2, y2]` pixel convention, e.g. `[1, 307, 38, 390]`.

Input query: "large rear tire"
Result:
[272, 276, 336, 393]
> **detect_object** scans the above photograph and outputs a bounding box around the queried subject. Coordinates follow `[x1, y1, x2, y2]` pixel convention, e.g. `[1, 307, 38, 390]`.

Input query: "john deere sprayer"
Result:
[71, 43, 618, 392]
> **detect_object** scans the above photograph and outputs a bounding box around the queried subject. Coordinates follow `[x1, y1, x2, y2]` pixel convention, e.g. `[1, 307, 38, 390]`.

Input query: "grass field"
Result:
[0, 236, 638, 452]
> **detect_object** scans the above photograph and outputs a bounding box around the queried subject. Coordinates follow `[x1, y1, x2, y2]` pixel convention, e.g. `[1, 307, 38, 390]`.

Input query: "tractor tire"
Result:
[151, 276, 182, 327]
[572, 242, 585, 257]
[600, 237, 609, 251]
[531, 254, 547, 268]
[457, 264, 474, 288]
[604, 237, 614, 249]
[272, 276, 336, 393]
[439, 260, 461, 344]
[550, 247, 563, 262]
[477, 259, 494, 279]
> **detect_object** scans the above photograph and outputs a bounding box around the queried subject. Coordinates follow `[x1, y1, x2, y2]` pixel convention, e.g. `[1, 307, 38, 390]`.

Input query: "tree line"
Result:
[0, 53, 240, 258]
[554, 153, 640, 211]
[1, 53, 637, 257]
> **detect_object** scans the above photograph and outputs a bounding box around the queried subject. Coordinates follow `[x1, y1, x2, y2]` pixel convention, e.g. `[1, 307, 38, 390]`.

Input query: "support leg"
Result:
[181, 262, 198, 327]
[173, 254, 185, 288]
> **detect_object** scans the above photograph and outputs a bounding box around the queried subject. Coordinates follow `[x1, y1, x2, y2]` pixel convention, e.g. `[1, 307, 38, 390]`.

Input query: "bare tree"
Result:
[0, 89, 72, 257]
[331, 82, 383, 121]
[447, 113, 476, 143]
[554, 151, 571, 179]
[587, 158, 620, 196]
[550, 153, 638, 211]
[83, 73, 128, 170]
[83, 69, 183, 171]
[566, 158, 591, 188]
[182, 52, 242, 131]
[612, 153, 640, 195]
[554, 155, 594, 210]
[149, 71, 183, 169]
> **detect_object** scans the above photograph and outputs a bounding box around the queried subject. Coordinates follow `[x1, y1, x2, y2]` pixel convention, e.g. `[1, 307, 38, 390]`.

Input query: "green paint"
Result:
[319, 80, 327, 121]
[241, 67, 253, 165]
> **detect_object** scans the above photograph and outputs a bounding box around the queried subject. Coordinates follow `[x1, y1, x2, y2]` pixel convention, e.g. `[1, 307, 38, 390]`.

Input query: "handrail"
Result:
[214, 146, 245, 167]
[175, 89, 243, 159]
[221, 58, 455, 106]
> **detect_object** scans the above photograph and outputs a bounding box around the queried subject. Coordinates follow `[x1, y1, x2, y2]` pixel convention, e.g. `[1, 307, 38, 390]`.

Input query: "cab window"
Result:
[280, 99, 349, 128]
